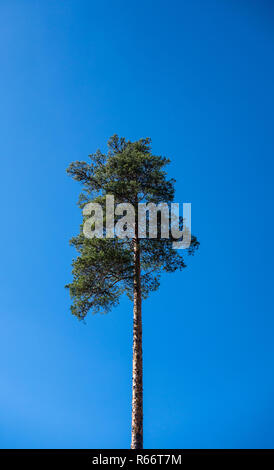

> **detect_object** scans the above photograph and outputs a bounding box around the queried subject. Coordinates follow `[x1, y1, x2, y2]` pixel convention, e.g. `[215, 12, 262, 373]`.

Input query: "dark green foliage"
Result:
[66, 135, 199, 319]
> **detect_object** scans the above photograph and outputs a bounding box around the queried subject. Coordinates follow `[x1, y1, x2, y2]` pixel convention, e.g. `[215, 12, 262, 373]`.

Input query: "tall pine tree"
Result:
[66, 135, 199, 449]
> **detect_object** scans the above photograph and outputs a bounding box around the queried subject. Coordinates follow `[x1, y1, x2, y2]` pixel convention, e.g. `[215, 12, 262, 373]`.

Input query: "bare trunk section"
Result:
[131, 229, 143, 449]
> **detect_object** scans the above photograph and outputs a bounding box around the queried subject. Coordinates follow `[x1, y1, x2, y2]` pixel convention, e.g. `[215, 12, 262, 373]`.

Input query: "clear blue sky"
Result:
[1, 0, 274, 449]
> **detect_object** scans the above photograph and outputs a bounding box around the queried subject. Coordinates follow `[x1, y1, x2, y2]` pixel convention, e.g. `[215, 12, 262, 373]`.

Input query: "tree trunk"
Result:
[131, 232, 143, 449]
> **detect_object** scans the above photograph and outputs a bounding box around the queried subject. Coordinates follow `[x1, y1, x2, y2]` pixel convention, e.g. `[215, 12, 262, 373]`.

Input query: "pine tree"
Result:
[66, 135, 199, 449]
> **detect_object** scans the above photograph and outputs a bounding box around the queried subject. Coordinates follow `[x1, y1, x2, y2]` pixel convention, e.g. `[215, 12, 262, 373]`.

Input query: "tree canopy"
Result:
[66, 135, 199, 319]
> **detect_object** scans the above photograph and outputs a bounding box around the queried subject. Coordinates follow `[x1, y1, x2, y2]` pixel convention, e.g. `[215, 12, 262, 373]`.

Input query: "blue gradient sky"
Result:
[1, 0, 274, 449]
